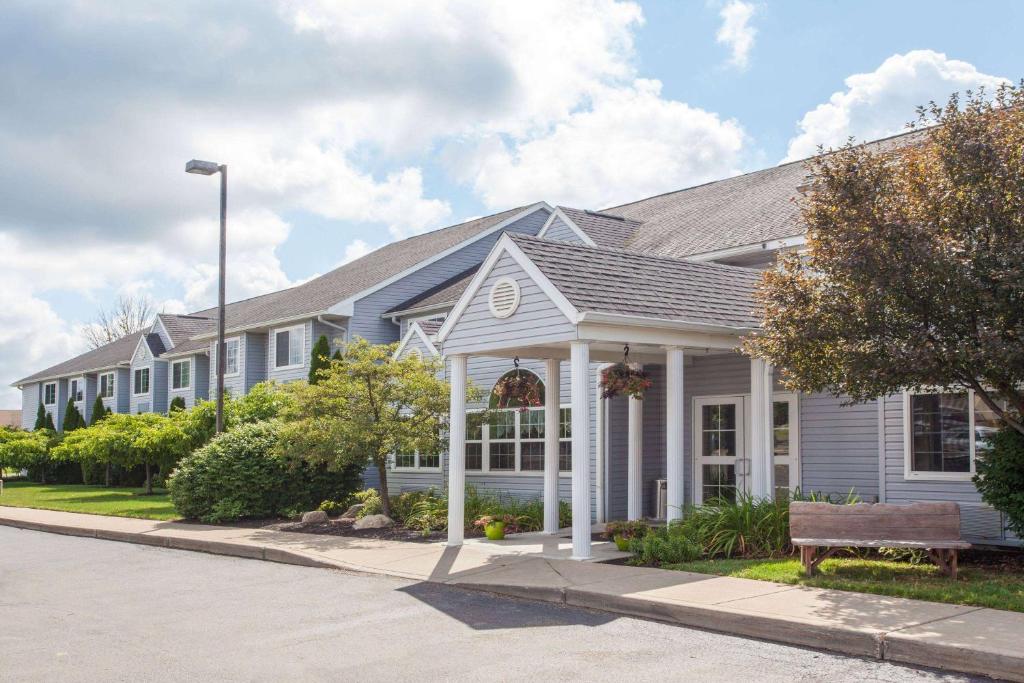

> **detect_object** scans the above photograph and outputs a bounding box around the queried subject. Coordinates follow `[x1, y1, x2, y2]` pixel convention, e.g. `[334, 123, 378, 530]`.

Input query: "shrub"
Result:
[318, 499, 347, 516]
[169, 396, 186, 413]
[168, 421, 359, 523]
[352, 488, 383, 517]
[629, 527, 701, 566]
[605, 520, 650, 542]
[974, 427, 1024, 537]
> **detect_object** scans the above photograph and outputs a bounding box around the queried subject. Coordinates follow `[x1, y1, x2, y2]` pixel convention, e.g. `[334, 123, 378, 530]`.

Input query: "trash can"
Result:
[654, 479, 668, 520]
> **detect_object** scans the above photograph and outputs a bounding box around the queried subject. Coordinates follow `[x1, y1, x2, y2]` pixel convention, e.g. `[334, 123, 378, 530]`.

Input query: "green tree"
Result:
[277, 338, 456, 518]
[332, 349, 342, 361]
[309, 335, 332, 384]
[63, 400, 84, 432]
[169, 396, 187, 413]
[746, 85, 1024, 435]
[89, 397, 107, 426]
[44, 412, 56, 432]
[0, 428, 50, 482]
[34, 403, 46, 430]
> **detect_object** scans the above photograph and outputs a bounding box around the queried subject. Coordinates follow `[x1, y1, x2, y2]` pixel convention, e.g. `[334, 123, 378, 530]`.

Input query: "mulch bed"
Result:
[230, 516, 486, 543]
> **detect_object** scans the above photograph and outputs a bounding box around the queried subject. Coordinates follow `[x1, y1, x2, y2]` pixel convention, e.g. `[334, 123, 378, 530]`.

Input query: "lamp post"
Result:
[185, 159, 227, 434]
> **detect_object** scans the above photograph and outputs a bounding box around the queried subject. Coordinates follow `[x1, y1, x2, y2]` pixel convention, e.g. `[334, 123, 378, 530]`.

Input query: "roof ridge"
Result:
[507, 232, 764, 277]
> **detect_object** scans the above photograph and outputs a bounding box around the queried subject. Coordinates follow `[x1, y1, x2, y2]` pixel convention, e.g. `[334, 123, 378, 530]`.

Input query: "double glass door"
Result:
[693, 394, 799, 504]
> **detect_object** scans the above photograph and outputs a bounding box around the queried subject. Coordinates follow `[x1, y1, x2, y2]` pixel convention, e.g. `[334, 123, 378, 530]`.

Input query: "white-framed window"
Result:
[69, 377, 84, 402]
[43, 382, 57, 406]
[394, 451, 441, 470]
[99, 372, 115, 399]
[171, 359, 191, 390]
[223, 337, 240, 376]
[274, 325, 305, 369]
[904, 390, 1005, 481]
[464, 406, 573, 475]
[133, 368, 150, 395]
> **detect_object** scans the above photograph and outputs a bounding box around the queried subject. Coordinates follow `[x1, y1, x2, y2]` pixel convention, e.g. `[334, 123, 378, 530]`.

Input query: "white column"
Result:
[570, 341, 592, 560]
[666, 347, 685, 522]
[627, 364, 644, 520]
[447, 354, 468, 546]
[749, 357, 774, 500]
[543, 358, 561, 534]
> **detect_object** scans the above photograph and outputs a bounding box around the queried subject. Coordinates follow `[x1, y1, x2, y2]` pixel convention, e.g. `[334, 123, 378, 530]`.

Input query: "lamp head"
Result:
[185, 159, 221, 175]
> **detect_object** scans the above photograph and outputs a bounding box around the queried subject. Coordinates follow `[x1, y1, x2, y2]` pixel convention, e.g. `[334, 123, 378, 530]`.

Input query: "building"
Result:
[13, 129, 1017, 554]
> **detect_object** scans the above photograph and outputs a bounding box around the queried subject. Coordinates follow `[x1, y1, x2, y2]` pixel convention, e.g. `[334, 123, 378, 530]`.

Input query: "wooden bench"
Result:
[790, 501, 970, 579]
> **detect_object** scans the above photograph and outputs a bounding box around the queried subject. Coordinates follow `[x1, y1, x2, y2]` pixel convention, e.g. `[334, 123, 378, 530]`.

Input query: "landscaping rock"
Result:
[353, 514, 394, 530]
[301, 510, 329, 525]
[340, 503, 364, 520]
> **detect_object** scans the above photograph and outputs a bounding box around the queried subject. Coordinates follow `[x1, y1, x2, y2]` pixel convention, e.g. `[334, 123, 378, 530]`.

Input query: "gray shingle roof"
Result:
[602, 128, 928, 258]
[158, 314, 215, 346]
[417, 320, 443, 338]
[508, 234, 762, 329]
[187, 205, 532, 333]
[15, 331, 147, 385]
[386, 266, 479, 315]
[557, 207, 643, 248]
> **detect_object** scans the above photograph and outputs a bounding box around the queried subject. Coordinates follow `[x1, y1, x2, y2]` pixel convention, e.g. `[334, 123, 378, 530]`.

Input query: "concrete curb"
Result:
[4, 513, 1022, 681]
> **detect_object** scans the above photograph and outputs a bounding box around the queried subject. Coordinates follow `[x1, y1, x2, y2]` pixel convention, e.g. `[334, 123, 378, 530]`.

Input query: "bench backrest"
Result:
[789, 501, 962, 542]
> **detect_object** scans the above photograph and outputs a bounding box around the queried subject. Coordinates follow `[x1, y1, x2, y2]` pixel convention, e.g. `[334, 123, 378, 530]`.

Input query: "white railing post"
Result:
[570, 341, 591, 560]
[544, 358, 561, 534]
[447, 354, 468, 546]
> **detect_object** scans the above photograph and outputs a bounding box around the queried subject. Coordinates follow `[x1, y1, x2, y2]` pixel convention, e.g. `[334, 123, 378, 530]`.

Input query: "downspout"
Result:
[316, 316, 348, 341]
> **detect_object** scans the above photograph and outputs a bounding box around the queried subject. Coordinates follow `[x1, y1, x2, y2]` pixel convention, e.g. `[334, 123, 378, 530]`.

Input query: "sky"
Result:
[1, 0, 1021, 406]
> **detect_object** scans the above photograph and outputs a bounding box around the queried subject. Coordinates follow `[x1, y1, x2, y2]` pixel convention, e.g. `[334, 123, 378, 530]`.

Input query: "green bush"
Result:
[167, 421, 360, 523]
[605, 520, 650, 542]
[628, 527, 701, 565]
[318, 499, 347, 516]
[974, 427, 1024, 537]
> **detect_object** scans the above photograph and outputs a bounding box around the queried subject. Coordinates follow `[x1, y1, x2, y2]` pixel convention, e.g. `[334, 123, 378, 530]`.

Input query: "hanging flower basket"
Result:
[599, 363, 652, 400]
[492, 370, 543, 411]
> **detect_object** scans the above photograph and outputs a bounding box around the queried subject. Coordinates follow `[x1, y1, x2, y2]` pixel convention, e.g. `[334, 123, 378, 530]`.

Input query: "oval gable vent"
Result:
[488, 277, 521, 319]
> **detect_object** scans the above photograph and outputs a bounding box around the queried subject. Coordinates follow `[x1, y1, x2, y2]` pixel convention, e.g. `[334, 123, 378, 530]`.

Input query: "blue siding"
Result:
[114, 368, 130, 413]
[800, 392, 879, 500]
[442, 249, 576, 355]
[349, 208, 550, 345]
[152, 361, 168, 413]
[21, 383, 39, 429]
[83, 374, 97, 423]
[193, 355, 210, 401]
[244, 332, 267, 392]
[543, 215, 587, 243]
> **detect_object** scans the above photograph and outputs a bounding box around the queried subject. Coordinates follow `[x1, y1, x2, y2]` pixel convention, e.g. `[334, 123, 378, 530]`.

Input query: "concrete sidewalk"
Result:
[2, 506, 1022, 681]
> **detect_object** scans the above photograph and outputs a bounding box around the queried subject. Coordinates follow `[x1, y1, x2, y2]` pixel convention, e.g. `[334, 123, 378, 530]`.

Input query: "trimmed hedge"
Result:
[168, 420, 360, 523]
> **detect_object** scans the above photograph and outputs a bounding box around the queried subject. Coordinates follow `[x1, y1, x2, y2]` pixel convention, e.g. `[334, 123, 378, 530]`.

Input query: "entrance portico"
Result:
[436, 232, 764, 560]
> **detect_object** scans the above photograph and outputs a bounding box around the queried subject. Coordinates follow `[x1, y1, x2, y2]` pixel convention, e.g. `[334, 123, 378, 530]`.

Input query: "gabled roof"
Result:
[158, 314, 214, 347]
[602, 128, 928, 259]
[506, 233, 762, 329]
[393, 320, 441, 359]
[14, 331, 147, 386]
[188, 204, 544, 334]
[385, 266, 479, 317]
[555, 207, 643, 249]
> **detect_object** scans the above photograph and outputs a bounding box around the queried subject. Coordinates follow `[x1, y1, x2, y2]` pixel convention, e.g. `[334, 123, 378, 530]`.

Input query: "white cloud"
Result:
[716, 1, 757, 70]
[783, 50, 1009, 162]
[341, 240, 373, 265]
[461, 79, 746, 210]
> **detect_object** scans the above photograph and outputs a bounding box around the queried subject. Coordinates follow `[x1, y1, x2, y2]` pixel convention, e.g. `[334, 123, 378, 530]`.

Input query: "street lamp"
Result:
[186, 159, 228, 434]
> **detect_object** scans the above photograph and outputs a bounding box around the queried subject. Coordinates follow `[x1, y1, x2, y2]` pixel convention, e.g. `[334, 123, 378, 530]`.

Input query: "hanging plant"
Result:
[599, 346, 652, 400]
[492, 359, 543, 412]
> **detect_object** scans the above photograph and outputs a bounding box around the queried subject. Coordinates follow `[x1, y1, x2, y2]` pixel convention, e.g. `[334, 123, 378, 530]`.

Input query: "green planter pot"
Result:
[484, 521, 506, 540]
[613, 535, 630, 552]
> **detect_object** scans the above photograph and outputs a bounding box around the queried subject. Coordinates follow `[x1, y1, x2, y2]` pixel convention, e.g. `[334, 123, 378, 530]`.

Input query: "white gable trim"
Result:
[130, 335, 153, 365]
[394, 322, 440, 359]
[436, 233, 580, 344]
[328, 202, 553, 317]
[537, 207, 597, 246]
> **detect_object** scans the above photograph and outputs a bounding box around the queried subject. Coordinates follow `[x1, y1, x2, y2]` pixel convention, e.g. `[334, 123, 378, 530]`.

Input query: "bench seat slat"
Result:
[792, 538, 971, 549]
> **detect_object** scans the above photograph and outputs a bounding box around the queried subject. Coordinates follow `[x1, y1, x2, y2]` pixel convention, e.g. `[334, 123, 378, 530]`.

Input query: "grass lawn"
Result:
[0, 481, 178, 521]
[662, 556, 1024, 612]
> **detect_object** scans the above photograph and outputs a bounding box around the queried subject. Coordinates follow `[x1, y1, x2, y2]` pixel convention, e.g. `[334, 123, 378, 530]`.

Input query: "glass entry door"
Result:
[693, 397, 745, 504]
[771, 394, 800, 499]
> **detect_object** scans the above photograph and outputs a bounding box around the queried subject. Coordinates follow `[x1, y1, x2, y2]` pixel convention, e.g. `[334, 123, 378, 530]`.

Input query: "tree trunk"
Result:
[377, 460, 392, 518]
[144, 461, 152, 495]
[105, 462, 111, 487]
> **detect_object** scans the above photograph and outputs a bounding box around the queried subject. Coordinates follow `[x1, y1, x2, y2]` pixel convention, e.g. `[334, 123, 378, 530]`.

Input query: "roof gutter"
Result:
[380, 300, 457, 321]
[191, 311, 333, 341]
[576, 311, 757, 336]
[12, 361, 132, 388]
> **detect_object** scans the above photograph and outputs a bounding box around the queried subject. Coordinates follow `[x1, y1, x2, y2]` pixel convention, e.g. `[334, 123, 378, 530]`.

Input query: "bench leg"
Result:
[800, 546, 816, 576]
[927, 549, 959, 580]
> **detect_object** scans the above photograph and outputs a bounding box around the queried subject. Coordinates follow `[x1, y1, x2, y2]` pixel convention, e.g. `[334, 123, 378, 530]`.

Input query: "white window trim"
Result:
[392, 450, 443, 472]
[272, 324, 305, 371]
[171, 359, 192, 391]
[43, 381, 57, 406]
[69, 376, 85, 403]
[903, 390, 984, 482]
[99, 372, 115, 400]
[463, 405, 573, 477]
[221, 337, 241, 377]
[133, 367, 151, 396]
